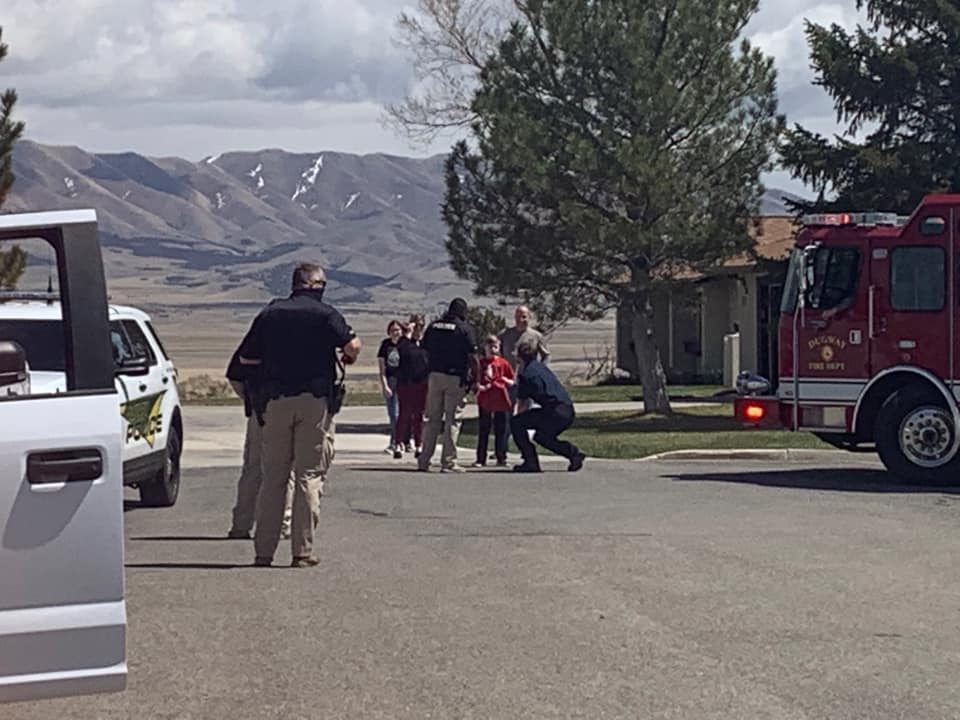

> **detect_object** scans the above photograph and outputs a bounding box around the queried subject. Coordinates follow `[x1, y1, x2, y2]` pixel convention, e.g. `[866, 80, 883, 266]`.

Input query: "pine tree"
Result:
[0, 26, 24, 209]
[780, 0, 960, 214]
[0, 26, 26, 291]
[466, 306, 507, 341]
[443, 0, 783, 412]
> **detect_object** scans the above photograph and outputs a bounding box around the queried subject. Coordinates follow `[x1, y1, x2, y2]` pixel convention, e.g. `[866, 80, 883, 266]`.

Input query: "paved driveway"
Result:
[12, 448, 960, 719]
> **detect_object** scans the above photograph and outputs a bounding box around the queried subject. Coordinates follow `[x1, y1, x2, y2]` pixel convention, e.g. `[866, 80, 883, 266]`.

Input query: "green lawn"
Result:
[568, 384, 727, 404]
[458, 404, 829, 460]
[184, 383, 726, 407]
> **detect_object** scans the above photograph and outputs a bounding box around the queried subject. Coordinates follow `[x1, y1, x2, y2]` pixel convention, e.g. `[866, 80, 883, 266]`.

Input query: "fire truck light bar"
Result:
[800, 212, 909, 227]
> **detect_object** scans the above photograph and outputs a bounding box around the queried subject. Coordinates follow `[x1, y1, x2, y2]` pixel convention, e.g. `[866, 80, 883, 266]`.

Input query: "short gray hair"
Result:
[291, 262, 325, 290]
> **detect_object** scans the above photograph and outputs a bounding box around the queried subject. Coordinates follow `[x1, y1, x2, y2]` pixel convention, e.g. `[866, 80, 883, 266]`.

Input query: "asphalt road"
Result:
[13, 452, 960, 719]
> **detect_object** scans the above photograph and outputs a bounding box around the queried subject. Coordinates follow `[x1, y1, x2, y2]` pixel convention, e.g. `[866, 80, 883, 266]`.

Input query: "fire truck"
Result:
[734, 194, 960, 484]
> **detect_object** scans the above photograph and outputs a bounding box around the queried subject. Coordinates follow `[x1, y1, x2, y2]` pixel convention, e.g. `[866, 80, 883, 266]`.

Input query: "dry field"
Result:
[151, 306, 617, 390]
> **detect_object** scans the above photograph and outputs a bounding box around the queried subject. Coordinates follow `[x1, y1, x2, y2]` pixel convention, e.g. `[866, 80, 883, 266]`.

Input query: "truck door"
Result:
[0, 212, 126, 703]
[788, 240, 872, 407]
[868, 212, 952, 379]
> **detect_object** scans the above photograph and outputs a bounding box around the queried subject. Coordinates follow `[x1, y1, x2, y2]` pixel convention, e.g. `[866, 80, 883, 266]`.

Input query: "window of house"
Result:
[891, 246, 945, 311]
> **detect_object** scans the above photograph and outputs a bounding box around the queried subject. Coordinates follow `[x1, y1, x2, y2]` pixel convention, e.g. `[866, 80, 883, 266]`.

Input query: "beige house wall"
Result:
[616, 271, 765, 382]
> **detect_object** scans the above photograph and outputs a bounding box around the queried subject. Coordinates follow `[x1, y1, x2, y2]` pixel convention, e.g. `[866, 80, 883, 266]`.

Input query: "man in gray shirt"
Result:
[499, 305, 550, 371]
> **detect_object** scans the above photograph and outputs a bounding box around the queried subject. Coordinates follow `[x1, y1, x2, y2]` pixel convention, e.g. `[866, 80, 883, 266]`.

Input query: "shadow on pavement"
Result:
[125, 562, 249, 570]
[130, 536, 243, 542]
[336, 423, 391, 434]
[669, 467, 960, 494]
[123, 500, 143, 513]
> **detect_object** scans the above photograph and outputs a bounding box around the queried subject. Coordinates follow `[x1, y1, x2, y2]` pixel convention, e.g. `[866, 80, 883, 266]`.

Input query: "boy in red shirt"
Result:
[475, 335, 515, 467]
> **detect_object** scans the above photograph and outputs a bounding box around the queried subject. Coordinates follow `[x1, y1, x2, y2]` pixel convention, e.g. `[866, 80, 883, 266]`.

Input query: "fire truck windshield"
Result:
[780, 249, 802, 314]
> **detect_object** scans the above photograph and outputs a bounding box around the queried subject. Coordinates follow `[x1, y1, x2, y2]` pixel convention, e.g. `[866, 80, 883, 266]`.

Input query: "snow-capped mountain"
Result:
[3, 140, 803, 309]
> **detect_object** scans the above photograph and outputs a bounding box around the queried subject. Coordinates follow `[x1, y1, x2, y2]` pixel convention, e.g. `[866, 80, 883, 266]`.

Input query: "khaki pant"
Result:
[230, 414, 293, 535]
[255, 394, 335, 560]
[417, 372, 466, 470]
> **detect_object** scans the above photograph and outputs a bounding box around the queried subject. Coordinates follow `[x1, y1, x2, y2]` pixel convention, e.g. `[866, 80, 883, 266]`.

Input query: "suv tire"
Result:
[139, 426, 181, 507]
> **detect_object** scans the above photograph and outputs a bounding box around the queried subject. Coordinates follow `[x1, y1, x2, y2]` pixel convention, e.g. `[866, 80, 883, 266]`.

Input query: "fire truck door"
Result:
[868, 213, 952, 380]
[798, 244, 872, 383]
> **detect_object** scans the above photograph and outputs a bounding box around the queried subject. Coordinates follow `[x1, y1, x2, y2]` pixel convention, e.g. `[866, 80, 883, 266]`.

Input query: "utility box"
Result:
[723, 332, 741, 389]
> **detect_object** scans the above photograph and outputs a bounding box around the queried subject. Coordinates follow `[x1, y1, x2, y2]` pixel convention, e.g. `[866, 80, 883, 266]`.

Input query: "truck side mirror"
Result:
[0, 341, 29, 395]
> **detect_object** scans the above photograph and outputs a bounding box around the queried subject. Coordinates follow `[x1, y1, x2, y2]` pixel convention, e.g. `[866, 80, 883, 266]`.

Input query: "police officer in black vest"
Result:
[417, 298, 479, 473]
[238, 263, 361, 567]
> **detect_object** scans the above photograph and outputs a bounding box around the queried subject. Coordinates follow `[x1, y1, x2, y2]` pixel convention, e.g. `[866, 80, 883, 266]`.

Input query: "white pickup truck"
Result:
[0, 209, 127, 703]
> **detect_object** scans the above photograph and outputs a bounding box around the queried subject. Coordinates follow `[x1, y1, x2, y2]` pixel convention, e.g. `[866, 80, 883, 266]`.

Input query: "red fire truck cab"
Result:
[734, 194, 960, 484]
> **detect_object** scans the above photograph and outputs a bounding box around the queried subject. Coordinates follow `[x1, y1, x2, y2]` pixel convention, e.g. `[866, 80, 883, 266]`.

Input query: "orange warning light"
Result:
[744, 404, 766, 421]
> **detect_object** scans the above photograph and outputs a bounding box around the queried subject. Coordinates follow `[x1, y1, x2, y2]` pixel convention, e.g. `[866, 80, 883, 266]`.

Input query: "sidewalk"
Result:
[184, 404, 628, 468]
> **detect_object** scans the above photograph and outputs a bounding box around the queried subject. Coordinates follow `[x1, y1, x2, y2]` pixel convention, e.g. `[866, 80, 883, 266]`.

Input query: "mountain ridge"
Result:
[4, 140, 807, 309]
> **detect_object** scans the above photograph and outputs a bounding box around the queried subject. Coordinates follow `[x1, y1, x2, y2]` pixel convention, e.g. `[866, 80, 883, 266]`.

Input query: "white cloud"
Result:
[0, 0, 871, 185]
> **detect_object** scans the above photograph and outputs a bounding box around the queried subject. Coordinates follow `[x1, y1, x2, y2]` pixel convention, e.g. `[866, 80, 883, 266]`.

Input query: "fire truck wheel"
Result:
[875, 386, 959, 485]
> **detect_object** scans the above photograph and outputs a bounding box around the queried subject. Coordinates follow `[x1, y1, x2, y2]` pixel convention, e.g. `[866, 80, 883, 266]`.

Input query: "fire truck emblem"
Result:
[808, 335, 847, 371]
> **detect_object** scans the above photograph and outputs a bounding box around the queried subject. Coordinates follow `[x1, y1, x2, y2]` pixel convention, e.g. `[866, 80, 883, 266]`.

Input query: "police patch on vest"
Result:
[434, 322, 457, 331]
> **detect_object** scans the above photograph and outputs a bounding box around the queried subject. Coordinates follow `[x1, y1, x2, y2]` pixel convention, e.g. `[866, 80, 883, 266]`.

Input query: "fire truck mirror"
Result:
[802, 252, 817, 292]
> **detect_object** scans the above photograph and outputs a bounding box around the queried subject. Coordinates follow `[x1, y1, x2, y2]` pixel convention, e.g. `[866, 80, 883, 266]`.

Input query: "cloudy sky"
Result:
[2, 0, 863, 192]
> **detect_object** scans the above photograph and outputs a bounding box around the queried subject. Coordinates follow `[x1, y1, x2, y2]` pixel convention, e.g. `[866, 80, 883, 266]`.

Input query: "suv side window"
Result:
[145, 321, 170, 361]
[891, 246, 945, 311]
[121, 320, 157, 365]
[109, 321, 134, 365]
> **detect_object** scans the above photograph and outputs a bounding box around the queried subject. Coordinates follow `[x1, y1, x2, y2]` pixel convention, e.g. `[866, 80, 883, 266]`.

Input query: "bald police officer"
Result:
[417, 298, 479, 473]
[238, 263, 361, 568]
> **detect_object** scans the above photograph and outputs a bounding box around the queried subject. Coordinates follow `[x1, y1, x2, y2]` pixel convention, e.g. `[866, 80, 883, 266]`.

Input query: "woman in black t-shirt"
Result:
[378, 320, 404, 457]
[396, 313, 429, 458]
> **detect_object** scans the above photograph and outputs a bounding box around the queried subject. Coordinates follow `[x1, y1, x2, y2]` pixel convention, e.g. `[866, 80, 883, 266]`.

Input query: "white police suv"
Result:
[0, 209, 127, 702]
[0, 297, 183, 507]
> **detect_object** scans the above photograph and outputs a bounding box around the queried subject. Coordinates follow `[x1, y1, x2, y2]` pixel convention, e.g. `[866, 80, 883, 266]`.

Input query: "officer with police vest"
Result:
[238, 263, 361, 568]
[417, 298, 479, 473]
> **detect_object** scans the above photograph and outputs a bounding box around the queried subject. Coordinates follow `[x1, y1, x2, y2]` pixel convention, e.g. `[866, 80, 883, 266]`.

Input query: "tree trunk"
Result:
[630, 293, 672, 414]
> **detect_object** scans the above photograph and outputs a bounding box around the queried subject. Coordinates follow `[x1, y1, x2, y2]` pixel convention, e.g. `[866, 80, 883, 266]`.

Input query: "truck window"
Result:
[891, 246, 945, 311]
[780, 249, 801, 314]
[807, 246, 861, 311]
[0, 319, 66, 372]
[0, 237, 66, 398]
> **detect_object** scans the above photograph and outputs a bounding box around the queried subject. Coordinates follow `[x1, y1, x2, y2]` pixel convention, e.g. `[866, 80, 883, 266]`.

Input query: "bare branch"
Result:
[384, 0, 524, 145]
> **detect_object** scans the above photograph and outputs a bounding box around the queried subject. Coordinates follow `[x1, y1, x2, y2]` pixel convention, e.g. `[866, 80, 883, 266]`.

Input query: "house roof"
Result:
[667, 215, 798, 281]
[726, 215, 798, 267]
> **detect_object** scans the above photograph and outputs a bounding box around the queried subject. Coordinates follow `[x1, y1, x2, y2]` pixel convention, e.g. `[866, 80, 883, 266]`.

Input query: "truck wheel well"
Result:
[854, 373, 946, 442]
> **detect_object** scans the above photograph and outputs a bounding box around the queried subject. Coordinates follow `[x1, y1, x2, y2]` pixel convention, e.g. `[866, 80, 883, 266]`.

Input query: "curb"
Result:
[638, 448, 847, 462]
